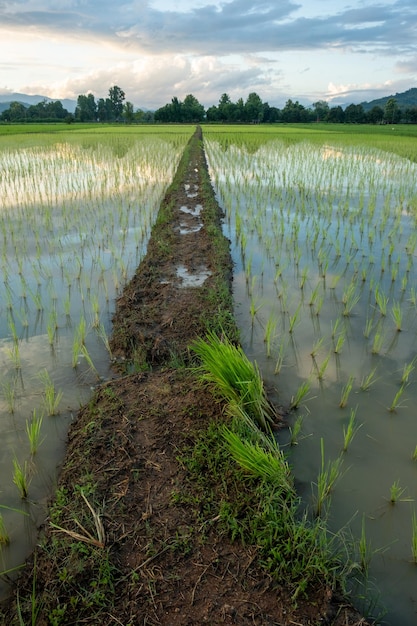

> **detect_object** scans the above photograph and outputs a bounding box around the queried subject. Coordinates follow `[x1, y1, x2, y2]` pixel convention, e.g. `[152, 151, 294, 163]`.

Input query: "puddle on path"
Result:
[176, 264, 211, 287]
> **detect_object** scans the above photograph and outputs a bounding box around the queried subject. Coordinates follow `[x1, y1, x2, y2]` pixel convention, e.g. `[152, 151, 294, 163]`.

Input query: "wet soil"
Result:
[0, 128, 370, 625]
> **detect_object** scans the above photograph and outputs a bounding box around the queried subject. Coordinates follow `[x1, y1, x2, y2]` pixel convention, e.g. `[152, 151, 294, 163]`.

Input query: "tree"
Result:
[108, 85, 126, 121]
[4, 101, 27, 121]
[367, 106, 384, 124]
[344, 103, 365, 123]
[182, 94, 205, 122]
[327, 106, 345, 123]
[281, 99, 308, 122]
[75, 93, 97, 122]
[218, 93, 235, 122]
[97, 98, 112, 122]
[384, 98, 400, 124]
[313, 100, 330, 122]
[244, 92, 264, 123]
[122, 101, 135, 124]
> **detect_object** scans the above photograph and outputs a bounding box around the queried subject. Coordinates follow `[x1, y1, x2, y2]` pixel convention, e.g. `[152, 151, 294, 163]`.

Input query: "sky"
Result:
[1, 0, 416, 110]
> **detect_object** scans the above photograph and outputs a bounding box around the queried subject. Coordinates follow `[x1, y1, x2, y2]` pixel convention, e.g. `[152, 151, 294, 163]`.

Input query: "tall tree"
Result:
[182, 94, 205, 122]
[313, 100, 329, 122]
[384, 98, 400, 124]
[122, 101, 135, 124]
[244, 92, 264, 123]
[75, 93, 97, 122]
[108, 85, 126, 121]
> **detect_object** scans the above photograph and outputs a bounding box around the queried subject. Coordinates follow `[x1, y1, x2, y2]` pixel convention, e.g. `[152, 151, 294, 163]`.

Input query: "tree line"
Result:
[1, 85, 417, 125]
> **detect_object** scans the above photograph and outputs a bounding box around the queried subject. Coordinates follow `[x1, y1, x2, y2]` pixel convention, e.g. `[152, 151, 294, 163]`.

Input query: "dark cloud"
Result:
[3, 0, 416, 57]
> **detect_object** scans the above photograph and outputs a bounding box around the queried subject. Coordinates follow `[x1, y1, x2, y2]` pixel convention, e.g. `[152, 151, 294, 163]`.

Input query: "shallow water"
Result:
[206, 137, 417, 625]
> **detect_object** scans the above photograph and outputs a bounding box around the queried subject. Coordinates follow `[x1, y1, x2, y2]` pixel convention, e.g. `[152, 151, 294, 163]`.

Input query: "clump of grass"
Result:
[223, 427, 293, 492]
[191, 331, 275, 430]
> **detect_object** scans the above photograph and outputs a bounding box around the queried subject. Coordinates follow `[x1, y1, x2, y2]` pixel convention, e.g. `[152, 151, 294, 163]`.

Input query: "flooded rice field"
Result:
[205, 132, 417, 625]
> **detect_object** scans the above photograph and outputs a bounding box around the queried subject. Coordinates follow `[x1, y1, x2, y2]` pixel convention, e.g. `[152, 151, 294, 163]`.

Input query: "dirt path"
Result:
[0, 128, 370, 625]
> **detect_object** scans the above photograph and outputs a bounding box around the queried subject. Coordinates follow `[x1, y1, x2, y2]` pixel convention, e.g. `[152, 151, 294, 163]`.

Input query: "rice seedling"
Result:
[288, 302, 302, 334]
[342, 407, 362, 452]
[38, 369, 63, 416]
[274, 338, 286, 375]
[363, 316, 374, 339]
[360, 367, 378, 391]
[339, 375, 354, 408]
[401, 359, 416, 385]
[0, 513, 10, 546]
[7, 342, 21, 370]
[358, 515, 372, 575]
[310, 337, 324, 359]
[1, 378, 18, 413]
[308, 282, 321, 307]
[374, 285, 388, 316]
[371, 327, 385, 355]
[342, 283, 360, 317]
[391, 300, 403, 331]
[80, 344, 100, 379]
[95, 322, 113, 359]
[289, 414, 304, 446]
[249, 295, 262, 326]
[191, 331, 275, 430]
[333, 329, 346, 355]
[263, 315, 276, 358]
[388, 384, 407, 412]
[314, 439, 344, 517]
[26, 409, 44, 455]
[290, 379, 311, 410]
[72, 336, 81, 368]
[412, 445, 417, 462]
[389, 480, 408, 504]
[317, 352, 331, 381]
[412, 510, 417, 564]
[12, 457, 30, 499]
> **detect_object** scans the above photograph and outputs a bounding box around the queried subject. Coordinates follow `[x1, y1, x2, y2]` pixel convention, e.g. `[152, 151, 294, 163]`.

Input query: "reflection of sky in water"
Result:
[0, 134, 187, 596]
[206, 138, 417, 625]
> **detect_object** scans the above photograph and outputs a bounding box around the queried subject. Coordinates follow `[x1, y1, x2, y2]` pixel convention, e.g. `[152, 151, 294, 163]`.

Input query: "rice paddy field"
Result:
[203, 122, 417, 625]
[2, 120, 417, 624]
[0, 123, 194, 595]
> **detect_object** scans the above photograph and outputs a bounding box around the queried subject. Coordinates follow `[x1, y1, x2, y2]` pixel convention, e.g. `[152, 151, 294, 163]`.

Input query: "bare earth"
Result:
[0, 128, 370, 625]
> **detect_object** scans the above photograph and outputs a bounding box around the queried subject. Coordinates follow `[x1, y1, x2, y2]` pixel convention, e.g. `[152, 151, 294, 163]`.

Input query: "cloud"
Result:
[2, 0, 417, 109]
[25, 54, 280, 109]
[3, 0, 417, 56]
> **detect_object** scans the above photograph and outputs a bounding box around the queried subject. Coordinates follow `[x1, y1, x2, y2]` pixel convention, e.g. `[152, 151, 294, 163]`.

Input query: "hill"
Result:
[0, 92, 76, 113]
[361, 87, 417, 111]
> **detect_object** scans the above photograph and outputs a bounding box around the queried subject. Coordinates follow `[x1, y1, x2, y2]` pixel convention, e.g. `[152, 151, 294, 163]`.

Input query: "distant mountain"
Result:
[361, 87, 417, 111]
[0, 92, 76, 113]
